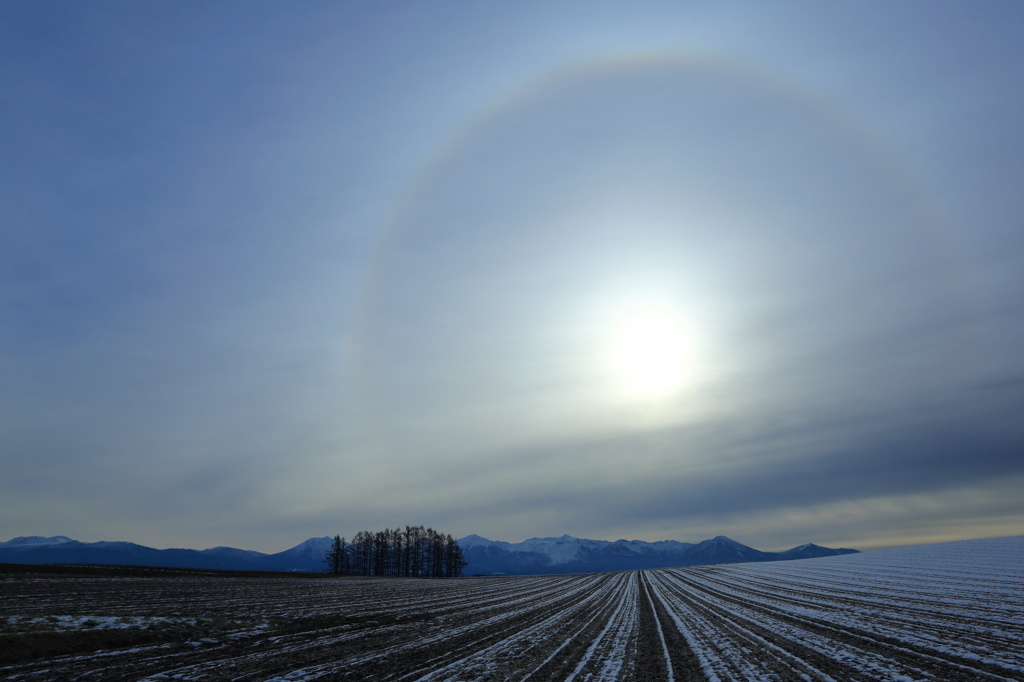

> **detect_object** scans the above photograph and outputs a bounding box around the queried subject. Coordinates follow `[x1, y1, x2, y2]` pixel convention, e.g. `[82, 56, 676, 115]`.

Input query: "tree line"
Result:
[324, 526, 467, 577]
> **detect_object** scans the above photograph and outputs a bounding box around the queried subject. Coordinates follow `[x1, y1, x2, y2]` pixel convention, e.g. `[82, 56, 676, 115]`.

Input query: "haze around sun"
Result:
[2, 2, 1024, 553]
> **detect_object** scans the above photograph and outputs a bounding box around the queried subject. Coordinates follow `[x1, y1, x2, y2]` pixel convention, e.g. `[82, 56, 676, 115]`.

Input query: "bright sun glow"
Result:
[612, 309, 688, 396]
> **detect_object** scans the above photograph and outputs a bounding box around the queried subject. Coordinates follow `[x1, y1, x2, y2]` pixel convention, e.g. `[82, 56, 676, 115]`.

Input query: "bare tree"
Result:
[324, 535, 346, 575]
[335, 525, 464, 578]
[444, 534, 467, 577]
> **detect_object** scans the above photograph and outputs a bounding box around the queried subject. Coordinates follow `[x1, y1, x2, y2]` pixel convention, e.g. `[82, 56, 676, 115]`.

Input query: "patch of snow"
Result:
[0, 535, 74, 547]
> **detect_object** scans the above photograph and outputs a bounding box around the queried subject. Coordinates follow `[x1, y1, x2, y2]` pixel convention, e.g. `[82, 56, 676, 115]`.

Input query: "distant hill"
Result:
[0, 536, 334, 573]
[0, 534, 856, 574]
[458, 534, 858, 575]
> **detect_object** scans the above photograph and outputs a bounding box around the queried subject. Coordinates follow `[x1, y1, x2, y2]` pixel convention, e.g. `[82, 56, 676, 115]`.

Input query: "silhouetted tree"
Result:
[324, 535, 347, 575]
[403, 525, 414, 577]
[443, 534, 467, 577]
[351, 531, 373, 575]
[333, 525, 465, 577]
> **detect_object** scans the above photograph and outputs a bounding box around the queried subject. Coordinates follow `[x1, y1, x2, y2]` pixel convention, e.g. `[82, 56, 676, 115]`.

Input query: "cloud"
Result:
[3, 4, 1023, 551]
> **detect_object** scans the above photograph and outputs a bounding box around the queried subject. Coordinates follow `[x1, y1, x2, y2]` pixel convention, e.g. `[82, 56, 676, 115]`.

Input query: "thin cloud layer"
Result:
[2, 3, 1022, 552]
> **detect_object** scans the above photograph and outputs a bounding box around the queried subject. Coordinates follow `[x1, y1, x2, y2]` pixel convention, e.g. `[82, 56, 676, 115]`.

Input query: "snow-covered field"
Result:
[1, 536, 1021, 681]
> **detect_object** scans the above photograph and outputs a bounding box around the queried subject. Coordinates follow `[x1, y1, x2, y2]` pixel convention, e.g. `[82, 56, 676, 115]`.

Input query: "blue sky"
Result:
[2, 2, 1023, 552]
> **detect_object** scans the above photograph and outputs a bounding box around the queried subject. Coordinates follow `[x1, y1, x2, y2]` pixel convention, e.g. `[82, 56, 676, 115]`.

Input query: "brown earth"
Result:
[1, 559, 1020, 681]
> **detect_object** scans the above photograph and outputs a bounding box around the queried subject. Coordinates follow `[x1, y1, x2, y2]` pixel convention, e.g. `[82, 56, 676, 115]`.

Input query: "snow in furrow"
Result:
[645, 573, 723, 682]
[640, 572, 675, 682]
[689, 567, 1024, 673]
[563, 572, 637, 682]
[356, 574, 619, 681]
[654, 569, 845, 681]
[255, 574, 617, 682]
[659, 568, 938, 681]
[686, 538, 1024, 673]
[409, 572, 630, 682]
[4, 535, 1021, 681]
[165, 576, 607, 680]
[518, 582, 627, 682]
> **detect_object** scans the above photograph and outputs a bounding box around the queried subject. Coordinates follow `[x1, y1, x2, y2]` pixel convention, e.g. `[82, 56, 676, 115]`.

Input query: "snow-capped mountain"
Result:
[460, 534, 618, 564]
[0, 536, 334, 572]
[458, 534, 857, 575]
[272, 536, 333, 561]
[0, 535, 74, 547]
[459, 534, 696, 564]
[200, 546, 269, 560]
[0, 533, 856, 575]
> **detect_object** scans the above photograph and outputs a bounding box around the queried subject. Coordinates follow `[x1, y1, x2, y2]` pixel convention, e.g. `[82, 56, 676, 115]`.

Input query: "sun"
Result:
[612, 309, 688, 397]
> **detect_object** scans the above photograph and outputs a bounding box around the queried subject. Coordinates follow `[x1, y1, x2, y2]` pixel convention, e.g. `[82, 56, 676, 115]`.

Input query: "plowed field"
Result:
[2, 536, 1021, 681]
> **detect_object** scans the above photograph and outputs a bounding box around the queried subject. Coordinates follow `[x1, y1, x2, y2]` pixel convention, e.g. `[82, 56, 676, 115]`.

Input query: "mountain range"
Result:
[459, 534, 858, 575]
[0, 534, 857, 575]
[0, 535, 335, 573]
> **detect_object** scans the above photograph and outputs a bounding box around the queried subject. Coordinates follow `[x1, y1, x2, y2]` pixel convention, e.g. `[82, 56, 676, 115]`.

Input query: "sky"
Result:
[2, 2, 1023, 554]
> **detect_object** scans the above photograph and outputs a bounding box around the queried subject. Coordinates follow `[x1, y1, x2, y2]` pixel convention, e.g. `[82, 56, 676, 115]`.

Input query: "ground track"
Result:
[2, 536, 1021, 681]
